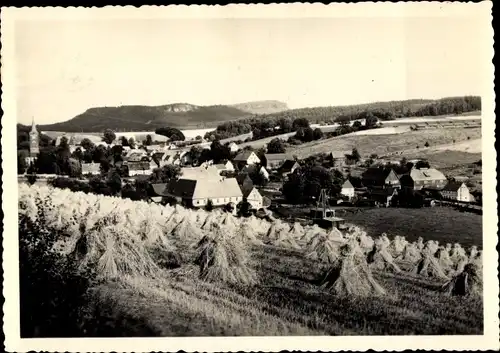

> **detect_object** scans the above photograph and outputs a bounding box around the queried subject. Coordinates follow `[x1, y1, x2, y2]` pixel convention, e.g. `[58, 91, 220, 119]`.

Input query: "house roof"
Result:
[452, 176, 469, 182]
[410, 167, 447, 181]
[234, 151, 257, 161]
[214, 164, 227, 170]
[151, 183, 168, 196]
[128, 161, 151, 170]
[370, 187, 398, 197]
[192, 177, 243, 200]
[265, 153, 289, 161]
[181, 165, 220, 180]
[279, 160, 299, 172]
[441, 181, 464, 192]
[362, 167, 395, 182]
[349, 178, 364, 188]
[236, 173, 252, 185]
[244, 186, 261, 199]
[342, 179, 354, 189]
[165, 179, 197, 198]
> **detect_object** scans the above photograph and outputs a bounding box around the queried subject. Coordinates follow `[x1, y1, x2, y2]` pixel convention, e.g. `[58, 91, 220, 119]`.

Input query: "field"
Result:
[341, 208, 482, 248]
[87, 245, 483, 336]
[289, 127, 482, 160]
[19, 184, 484, 337]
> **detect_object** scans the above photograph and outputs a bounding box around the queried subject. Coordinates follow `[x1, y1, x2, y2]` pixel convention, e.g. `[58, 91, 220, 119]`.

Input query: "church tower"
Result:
[29, 117, 40, 157]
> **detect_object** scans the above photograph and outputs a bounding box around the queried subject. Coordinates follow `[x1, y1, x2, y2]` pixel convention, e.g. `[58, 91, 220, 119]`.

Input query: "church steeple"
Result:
[31, 117, 37, 133]
[29, 117, 39, 157]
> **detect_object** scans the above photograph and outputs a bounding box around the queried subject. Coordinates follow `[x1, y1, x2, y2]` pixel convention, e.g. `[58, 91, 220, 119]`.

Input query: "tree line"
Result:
[205, 96, 481, 140]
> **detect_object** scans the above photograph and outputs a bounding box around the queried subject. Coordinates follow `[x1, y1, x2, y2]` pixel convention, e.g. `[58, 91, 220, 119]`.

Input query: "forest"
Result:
[206, 96, 481, 140]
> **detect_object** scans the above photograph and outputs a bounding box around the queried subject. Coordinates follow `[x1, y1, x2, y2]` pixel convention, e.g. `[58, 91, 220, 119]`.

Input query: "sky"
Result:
[14, 15, 488, 125]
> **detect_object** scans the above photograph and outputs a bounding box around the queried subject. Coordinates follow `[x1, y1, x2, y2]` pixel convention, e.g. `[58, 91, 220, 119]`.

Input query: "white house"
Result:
[341, 179, 355, 199]
[81, 162, 101, 175]
[244, 187, 264, 209]
[214, 160, 235, 173]
[233, 151, 261, 166]
[163, 176, 243, 208]
[440, 181, 476, 203]
[228, 142, 240, 153]
[265, 154, 290, 169]
[278, 160, 300, 176]
[241, 165, 270, 181]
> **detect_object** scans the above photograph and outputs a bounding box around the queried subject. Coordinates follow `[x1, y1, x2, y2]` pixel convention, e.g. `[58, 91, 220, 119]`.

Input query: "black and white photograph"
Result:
[2, 2, 498, 352]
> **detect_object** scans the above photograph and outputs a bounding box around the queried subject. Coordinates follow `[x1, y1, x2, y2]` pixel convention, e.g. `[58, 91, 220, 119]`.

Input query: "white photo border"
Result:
[1, 2, 497, 352]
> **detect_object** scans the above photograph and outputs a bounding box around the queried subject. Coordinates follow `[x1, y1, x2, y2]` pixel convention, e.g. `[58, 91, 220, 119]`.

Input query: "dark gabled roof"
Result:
[241, 185, 254, 198]
[349, 178, 364, 189]
[234, 151, 256, 161]
[279, 160, 298, 172]
[265, 153, 289, 160]
[236, 172, 252, 185]
[441, 181, 463, 192]
[151, 183, 168, 196]
[164, 179, 197, 198]
[362, 167, 394, 182]
[342, 179, 354, 189]
[370, 187, 398, 197]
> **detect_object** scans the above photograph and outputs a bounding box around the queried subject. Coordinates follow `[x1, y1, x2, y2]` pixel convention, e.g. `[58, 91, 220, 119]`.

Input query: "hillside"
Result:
[208, 96, 481, 140]
[231, 100, 289, 114]
[38, 104, 251, 133]
[288, 126, 482, 160]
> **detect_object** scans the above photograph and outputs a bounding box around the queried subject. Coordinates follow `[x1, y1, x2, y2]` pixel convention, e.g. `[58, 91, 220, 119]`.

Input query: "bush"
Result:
[19, 200, 98, 337]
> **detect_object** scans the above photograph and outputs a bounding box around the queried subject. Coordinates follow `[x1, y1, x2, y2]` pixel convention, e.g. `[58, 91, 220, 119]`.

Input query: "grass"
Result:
[83, 243, 483, 336]
[341, 207, 482, 248]
[289, 127, 482, 159]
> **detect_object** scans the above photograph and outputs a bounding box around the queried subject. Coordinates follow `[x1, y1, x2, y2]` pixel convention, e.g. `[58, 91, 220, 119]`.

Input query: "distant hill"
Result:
[38, 103, 251, 133]
[230, 100, 289, 115]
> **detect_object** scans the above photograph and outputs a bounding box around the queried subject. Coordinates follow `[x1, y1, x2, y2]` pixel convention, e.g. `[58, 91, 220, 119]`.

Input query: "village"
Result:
[19, 116, 483, 231]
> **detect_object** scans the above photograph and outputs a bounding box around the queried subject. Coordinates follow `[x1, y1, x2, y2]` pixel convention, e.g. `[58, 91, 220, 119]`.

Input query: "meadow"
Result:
[289, 127, 482, 160]
[341, 207, 482, 248]
[19, 184, 483, 337]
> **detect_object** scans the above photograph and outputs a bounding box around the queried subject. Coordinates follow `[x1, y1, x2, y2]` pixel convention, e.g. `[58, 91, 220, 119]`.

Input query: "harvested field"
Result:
[341, 208, 482, 248]
[19, 184, 484, 337]
[289, 127, 481, 159]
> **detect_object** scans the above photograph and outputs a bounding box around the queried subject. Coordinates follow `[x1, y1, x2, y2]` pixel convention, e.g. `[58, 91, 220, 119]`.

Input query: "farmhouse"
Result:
[127, 161, 152, 176]
[214, 160, 235, 173]
[278, 160, 300, 176]
[440, 181, 476, 203]
[340, 180, 355, 199]
[399, 167, 447, 191]
[368, 187, 399, 207]
[236, 173, 254, 193]
[265, 154, 291, 169]
[243, 187, 264, 209]
[81, 162, 101, 175]
[125, 150, 148, 162]
[228, 142, 240, 153]
[361, 168, 400, 189]
[241, 164, 270, 181]
[327, 151, 347, 168]
[161, 177, 243, 208]
[233, 151, 261, 166]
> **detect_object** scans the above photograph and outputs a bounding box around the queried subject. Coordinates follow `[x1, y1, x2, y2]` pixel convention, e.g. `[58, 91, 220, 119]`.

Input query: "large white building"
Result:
[160, 176, 243, 208]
